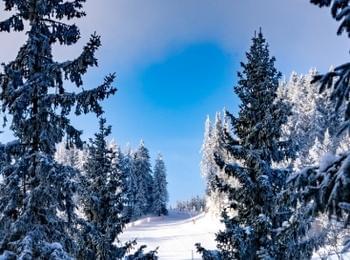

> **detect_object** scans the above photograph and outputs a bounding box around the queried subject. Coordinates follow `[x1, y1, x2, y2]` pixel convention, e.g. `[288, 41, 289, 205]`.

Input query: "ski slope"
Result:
[121, 211, 350, 260]
[120, 211, 222, 260]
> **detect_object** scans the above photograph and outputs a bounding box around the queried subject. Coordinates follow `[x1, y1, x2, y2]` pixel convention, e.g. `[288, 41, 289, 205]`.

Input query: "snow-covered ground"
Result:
[121, 211, 350, 259]
[120, 211, 222, 260]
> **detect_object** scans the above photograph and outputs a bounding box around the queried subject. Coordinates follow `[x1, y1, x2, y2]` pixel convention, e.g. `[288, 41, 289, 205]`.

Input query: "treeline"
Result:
[174, 196, 206, 213]
[201, 69, 350, 216]
[55, 139, 169, 220]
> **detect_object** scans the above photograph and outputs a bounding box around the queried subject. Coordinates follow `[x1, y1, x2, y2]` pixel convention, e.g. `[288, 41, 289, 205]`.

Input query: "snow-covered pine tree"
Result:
[198, 30, 321, 259]
[200, 112, 228, 215]
[200, 115, 214, 194]
[132, 141, 153, 218]
[109, 141, 134, 217]
[307, 129, 334, 167]
[122, 147, 136, 218]
[316, 90, 344, 144]
[152, 154, 169, 216]
[78, 117, 131, 259]
[209, 112, 230, 214]
[115, 145, 128, 198]
[55, 142, 85, 171]
[0, 0, 116, 258]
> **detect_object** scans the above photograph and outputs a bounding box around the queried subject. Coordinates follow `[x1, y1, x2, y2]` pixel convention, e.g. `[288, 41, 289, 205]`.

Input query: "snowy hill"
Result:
[121, 211, 350, 260]
[120, 211, 222, 260]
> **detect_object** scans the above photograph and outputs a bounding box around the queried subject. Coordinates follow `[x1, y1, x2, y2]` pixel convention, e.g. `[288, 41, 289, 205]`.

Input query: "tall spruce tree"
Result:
[152, 154, 168, 216]
[0, 0, 116, 258]
[132, 141, 153, 218]
[122, 147, 136, 218]
[78, 118, 130, 259]
[198, 31, 321, 259]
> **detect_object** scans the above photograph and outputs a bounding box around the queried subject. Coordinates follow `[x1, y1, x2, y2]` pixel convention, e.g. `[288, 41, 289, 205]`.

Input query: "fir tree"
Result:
[122, 147, 136, 218]
[198, 30, 320, 259]
[200, 115, 214, 195]
[55, 142, 86, 171]
[78, 118, 130, 259]
[308, 129, 334, 166]
[200, 113, 228, 215]
[152, 154, 168, 216]
[0, 0, 115, 258]
[132, 141, 153, 218]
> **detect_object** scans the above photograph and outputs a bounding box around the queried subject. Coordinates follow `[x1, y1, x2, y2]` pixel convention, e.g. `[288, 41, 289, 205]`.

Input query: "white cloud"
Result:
[0, 0, 348, 74]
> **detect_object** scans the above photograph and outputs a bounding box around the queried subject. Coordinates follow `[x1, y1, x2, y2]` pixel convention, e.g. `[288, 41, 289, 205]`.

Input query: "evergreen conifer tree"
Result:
[307, 129, 334, 166]
[55, 142, 85, 171]
[132, 141, 153, 218]
[152, 154, 168, 216]
[122, 147, 136, 218]
[198, 30, 321, 259]
[78, 118, 131, 259]
[200, 115, 214, 194]
[200, 113, 228, 215]
[0, 0, 116, 258]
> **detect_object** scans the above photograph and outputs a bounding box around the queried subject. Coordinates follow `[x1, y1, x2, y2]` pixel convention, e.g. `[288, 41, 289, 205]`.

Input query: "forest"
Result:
[0, 0, 350, 259]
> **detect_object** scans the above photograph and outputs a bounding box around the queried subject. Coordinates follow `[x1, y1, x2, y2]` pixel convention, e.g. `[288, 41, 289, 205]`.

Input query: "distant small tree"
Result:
[175, 196, 206, 213]
[55, 142, 87, 171]
[307, 129, 333, 166]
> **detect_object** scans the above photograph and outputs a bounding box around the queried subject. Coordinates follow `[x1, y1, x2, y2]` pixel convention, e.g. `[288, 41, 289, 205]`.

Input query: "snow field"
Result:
[121, 211, 222, 259]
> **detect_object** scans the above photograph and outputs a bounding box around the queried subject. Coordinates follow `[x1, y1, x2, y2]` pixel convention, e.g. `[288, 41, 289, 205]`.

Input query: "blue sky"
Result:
[0, 0, 349, 204]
